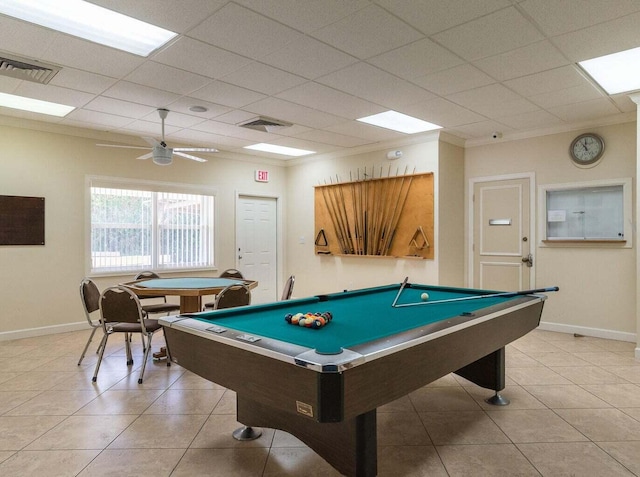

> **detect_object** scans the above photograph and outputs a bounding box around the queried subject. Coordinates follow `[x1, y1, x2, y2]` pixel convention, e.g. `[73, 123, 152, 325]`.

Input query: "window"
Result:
[89, 178, 214, 274]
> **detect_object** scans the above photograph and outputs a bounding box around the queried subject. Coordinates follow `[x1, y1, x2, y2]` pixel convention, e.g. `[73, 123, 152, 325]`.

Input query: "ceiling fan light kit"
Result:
[97, 108, 218, 165]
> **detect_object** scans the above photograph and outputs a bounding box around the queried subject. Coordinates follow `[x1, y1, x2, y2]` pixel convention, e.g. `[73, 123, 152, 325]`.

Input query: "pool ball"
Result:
[421, 292, 429, 301]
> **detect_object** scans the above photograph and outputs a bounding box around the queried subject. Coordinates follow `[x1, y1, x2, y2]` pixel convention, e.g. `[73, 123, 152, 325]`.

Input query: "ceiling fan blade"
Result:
[174, 151, 207, 162]
[96, 143, 151, 150]
[174, 147, 219, 153]
[142, 136, 160, 147]
[137, 152, 153, 160]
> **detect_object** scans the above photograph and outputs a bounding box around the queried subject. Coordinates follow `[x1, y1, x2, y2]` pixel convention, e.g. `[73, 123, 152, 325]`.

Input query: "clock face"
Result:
[570, 133, 604, 166]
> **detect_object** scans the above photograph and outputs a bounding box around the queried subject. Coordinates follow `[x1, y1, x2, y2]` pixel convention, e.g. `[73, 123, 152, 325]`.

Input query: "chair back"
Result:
[135, 271, 160, 280]
[80, 278, 101, 315]
[281, 275, 295, 300]
[219, 268, 243, 279]
[100, 286, 145, 326]
[214, 284, 251, 310]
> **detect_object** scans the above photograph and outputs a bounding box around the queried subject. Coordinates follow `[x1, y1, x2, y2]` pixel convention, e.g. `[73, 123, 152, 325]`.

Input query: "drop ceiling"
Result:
[0, 0, 638, 161]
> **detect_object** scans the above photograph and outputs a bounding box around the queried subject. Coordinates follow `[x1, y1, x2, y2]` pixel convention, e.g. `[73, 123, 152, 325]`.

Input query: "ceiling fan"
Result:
[97, 108, 218, 165]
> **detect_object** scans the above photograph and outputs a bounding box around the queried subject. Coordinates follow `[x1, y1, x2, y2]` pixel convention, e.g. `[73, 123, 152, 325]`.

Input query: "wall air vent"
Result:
[0, 52, 61, 84]
[238, 116, 292, 133]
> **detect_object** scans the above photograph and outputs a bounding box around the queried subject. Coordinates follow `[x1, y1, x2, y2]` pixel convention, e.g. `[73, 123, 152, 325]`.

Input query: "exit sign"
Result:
[255, 170, 269, 182]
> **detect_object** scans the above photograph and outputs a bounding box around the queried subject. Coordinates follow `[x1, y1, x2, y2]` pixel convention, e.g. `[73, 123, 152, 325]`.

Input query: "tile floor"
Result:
[0, 328, 638, 476]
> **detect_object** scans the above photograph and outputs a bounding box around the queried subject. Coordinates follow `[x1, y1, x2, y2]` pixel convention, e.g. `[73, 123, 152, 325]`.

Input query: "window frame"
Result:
[86, 175, 217, 276]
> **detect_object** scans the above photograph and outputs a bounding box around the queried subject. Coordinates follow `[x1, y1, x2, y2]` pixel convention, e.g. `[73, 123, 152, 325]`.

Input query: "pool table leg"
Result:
[236, 395, 377, 477]
[454, 347, 509, 405]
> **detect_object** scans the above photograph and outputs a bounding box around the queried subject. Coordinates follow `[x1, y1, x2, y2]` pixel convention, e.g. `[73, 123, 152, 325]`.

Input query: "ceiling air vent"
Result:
[0, 52, 61, 84]
[239, 116, 292, 133]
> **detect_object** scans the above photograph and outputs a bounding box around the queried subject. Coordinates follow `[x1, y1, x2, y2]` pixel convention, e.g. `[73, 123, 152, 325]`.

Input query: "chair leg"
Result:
[165, 342, 172, 367]
[138, 333, 154, 384]
[125, 334, 133, 366]
[92, 333, 109, 382]
[78, 326, 98, 365]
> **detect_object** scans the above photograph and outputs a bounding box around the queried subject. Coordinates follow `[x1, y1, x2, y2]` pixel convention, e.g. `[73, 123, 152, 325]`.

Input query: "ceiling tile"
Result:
[165, 97, 232, 119]
[188, 3, 305, 60]
[0, 16, 58, 59]
[103, 81, 180, 107]
[292, 129, 373, 148]
[63, 109, 134, 129]
[116, 119, 180, 137]
[412, 64, 495, 96]
[262, 36, 358, 80]
[190, 81, 266, 108]
[374, 0, 512, 35]
[552, 12, 640, 61]
[192, 119, 274, 141]
[519, 0, 640, 37]
[41, 35, 144, 78]
[323, 120, 405, 141]
[368, 38, 465, 79]
[528, 84, 605, 109]
[318, 62, 435, 109]
[152, 37, 252, 80]
[497, 109, 563, 130]
[276, 82, 383, 119]
[83, 97, 156, 118]
[89, 0, 226, 33]
[503, 66, 586, 97]
[547, 98, 621, 122]
[449, 120, 516, 138]
[246, 97, 345, 129]
[14, 82, 94, 107]
[403, 98, 486, 127]
[219, 63, 307, 95]
[473, 40, 569, 81]
[48, 68, 117, 95]
[311, 4, 422, 59]
[433, 7, 544, 61]
[171, 128, 251, 148]
[447, 83, 539, 118]
[124, 62, 212, 96]
[141, 109, 208, 129]
[234, 0, 369, 33]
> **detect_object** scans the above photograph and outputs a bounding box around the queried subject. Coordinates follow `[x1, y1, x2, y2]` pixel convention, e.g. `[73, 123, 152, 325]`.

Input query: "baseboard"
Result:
[0, 321, 88, 342]
[538, 320, 637, 343]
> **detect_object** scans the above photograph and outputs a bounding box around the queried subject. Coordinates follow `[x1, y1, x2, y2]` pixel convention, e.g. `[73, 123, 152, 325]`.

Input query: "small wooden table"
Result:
[121, 277, 258, 314]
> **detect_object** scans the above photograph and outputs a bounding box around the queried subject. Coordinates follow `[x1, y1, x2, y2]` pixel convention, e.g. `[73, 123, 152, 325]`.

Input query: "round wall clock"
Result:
[569, 133, 605, 167]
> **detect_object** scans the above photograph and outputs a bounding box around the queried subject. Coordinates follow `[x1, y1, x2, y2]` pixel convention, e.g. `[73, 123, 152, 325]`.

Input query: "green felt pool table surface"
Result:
[184, 283, 522, 355]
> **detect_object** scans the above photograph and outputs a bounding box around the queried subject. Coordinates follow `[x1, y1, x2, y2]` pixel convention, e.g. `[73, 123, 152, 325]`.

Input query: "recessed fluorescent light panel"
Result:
[0, 91, 74, 116]
[0, 0, 177, 57]
[244, 143, 315, 157]
[357, 110, 442, 134]
[579, 47, 640, 95]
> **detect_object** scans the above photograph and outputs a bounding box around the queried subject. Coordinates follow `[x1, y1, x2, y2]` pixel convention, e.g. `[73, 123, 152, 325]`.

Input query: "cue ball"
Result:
[421, 292, 429, 301]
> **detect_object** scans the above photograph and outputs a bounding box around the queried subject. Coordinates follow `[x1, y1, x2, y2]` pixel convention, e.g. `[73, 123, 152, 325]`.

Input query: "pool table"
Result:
[159, 282, 549, 477]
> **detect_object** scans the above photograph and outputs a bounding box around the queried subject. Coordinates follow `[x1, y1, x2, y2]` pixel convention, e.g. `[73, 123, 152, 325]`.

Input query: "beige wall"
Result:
[465, 122, 637, 339]
[0, 124, 286, 336]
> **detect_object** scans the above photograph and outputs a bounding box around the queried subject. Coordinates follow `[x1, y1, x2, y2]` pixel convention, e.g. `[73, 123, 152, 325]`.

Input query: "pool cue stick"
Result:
[393, 286, 560, 308]
[333, 177, 353, 254]
[384, 167, 415, 255]
[335, 175, 354, 254]
[378, 170, 400, 254]
[320, 183, 344, 253]
[391, 277, 410, 307]
[341, 179, 357, 254]
[349, 171, 361, 255]
[377, 165, 394, 254]
[325, 179, 347, 253]
[380, 167, 408, 254]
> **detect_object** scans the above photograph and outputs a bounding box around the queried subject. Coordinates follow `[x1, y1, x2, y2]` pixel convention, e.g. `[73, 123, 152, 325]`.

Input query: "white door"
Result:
[236, 195, 278, 303]
[473, 177, 532, 291]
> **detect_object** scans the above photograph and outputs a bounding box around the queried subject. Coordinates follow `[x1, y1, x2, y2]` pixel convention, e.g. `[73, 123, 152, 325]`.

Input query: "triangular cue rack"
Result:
[313, 170, 434, 259]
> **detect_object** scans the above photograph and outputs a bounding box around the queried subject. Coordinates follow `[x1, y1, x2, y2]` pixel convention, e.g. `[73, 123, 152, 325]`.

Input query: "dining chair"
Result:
[213, 283, 251, 309]
[78, 277, 103, 365]
[92, 286, 165, 384]
[219, 268, 244, 279]
[203, 268, 245, 309]
[281, 275, 295, 300]
[134, 271, 181, 316]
